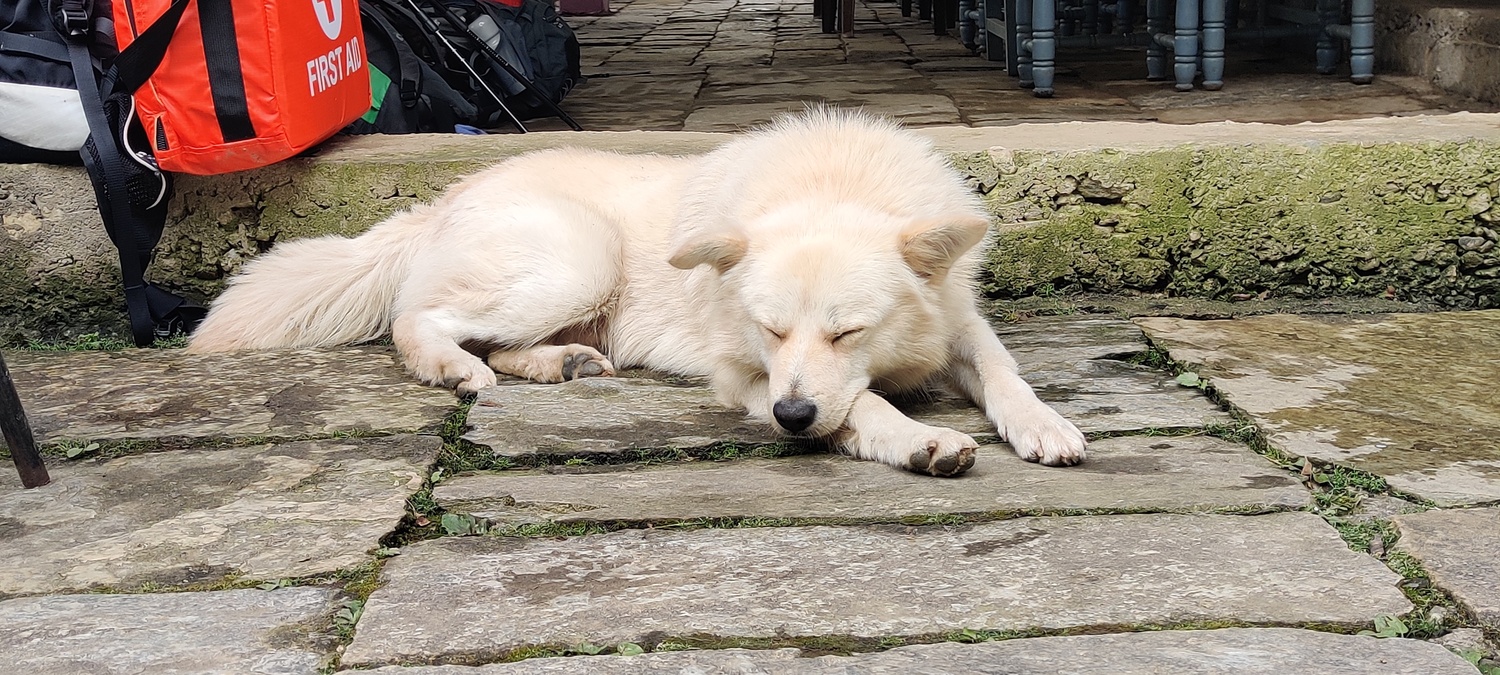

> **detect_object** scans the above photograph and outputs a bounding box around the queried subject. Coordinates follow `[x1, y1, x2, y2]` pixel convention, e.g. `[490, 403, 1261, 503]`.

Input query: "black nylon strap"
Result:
[0, 31, 71, 61]
[64, 0, 199, 346]
[67, 39, 157, 345]
[196, 0, 254, 142]
[108, 0, 192, 95]
[363, 8, 422, 105]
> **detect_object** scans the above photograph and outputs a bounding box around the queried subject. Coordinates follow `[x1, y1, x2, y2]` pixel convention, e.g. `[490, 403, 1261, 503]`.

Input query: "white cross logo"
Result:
[312, 0, 343, 40]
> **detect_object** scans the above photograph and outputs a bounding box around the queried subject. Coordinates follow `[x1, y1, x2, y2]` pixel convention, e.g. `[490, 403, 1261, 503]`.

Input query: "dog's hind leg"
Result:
[392, 197, 624, 395]
[486, 344, 615, 383]
[392, 310, 500, 395]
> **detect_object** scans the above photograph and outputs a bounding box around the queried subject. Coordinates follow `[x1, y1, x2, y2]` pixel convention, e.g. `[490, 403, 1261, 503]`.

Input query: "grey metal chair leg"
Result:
[1, 353, 49, 489]
[1031, 0, 1056, 96]
[1145, 0, 1167, 80]
[1201, 0, 1226, 90]
[1349, 0, 1375, 83]
[1173, 0, 1199, 91]
[1017, 0, 1034, 87]
[1316, 0, 1339, 75]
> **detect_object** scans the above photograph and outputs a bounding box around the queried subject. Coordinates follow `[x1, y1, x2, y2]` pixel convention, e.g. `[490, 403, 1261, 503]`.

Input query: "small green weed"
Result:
[1358, 614, 1410, 638]
[1122, 347, 1172, 370]
[22, 332, 188, 351]
[58, 441, 101, 459]
[1460, 650, 1500, 675]
[1174, 371, 1204, 388]
[333, 598, 364, 639]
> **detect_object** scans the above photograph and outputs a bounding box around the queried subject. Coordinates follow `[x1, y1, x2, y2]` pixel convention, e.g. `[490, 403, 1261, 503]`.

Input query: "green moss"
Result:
[0, 265, 136, 347]
[9, 141, 1500, 339]
[982, 142, 1500, 307]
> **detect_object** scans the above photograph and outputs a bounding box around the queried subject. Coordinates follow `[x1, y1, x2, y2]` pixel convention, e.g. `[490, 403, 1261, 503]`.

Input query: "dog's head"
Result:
[669, 203, 989, 438]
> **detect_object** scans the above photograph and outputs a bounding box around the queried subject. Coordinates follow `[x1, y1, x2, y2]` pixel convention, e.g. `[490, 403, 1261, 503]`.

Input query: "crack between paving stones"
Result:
[349, 618, 1384, 669]
[415, 502, 1305, 542]
[1134, 334, 1493, 643]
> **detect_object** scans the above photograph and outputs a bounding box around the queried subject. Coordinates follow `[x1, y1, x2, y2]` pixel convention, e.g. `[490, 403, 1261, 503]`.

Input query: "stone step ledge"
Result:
[4, 113, 1499, 341]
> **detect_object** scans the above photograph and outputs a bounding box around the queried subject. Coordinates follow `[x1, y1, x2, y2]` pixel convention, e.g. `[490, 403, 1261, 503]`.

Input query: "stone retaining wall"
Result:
[2, 115, 1498, 343]
[1377, 0, 1500, 105]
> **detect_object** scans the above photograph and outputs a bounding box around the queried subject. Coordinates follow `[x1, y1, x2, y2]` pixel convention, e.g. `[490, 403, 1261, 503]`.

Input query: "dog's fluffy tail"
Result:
[186, 207, 431, 353]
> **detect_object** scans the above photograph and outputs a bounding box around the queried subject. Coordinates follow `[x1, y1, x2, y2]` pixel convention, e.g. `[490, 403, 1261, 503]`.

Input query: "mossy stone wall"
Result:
[3, 123, 1498, 344]
[974, 142, 1500, 308]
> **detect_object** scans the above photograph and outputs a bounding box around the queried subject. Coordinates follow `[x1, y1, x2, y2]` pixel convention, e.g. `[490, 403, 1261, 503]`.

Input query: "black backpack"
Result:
[474, 0, 581, 119]
[344, 1, 479, 134]
[1, 0, 206, 345]
[345, 0, 581, 134]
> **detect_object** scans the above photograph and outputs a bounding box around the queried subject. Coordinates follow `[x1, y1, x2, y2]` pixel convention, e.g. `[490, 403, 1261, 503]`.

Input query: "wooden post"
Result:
[0, 352, 49, 489]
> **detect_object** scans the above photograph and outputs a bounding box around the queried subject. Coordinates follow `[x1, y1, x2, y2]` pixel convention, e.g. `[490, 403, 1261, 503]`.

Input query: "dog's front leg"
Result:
[947, 314, 1087, 466]
[836, 390, 979, 477]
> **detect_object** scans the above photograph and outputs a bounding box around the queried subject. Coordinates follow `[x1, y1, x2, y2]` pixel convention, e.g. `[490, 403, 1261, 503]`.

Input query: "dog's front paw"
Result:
[903, 426, 979, 477]
[1004, 405, 1087, 466]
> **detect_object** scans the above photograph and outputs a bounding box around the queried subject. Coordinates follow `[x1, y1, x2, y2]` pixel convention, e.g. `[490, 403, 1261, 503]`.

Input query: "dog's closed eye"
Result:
[761, 326, 786, 341]
[832, 328, 865, 343]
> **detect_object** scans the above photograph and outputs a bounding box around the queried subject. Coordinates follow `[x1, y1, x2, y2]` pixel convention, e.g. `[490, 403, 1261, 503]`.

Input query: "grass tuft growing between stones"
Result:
[29, 427, 404, 464]
[1370, 547, 1473, 641]
[20, 331, 188, 351]
[379, 396, 479, 547]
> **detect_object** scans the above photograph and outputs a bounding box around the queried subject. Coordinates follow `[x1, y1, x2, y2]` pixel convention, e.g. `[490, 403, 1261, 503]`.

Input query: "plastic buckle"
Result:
[59, 3, 91, 37]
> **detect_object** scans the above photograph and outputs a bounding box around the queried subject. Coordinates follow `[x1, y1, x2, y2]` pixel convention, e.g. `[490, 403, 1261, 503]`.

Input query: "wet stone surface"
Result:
[0, 587, 339, 674]
[360, 628, 1476, 674]
[4, 346, 459, 445]
[341, 512, 1409, 667]
[1135, 312, 1500, 506]
[1393, 506, 1500, 628]
[0, 435, 439, 596]
[435, 435, 1308, 526]
[462, 317, 1229, 457]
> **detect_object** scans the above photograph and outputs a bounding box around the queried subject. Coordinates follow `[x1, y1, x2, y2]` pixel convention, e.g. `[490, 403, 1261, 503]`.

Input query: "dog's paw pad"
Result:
[445, 364, 498, 395]
[561, 350, 614, 381]
[906, 435, 978, 478]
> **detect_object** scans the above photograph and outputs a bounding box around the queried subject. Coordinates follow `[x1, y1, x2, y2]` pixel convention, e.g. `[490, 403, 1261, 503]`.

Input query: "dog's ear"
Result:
[668, 232, 748, 272]
[899, 214, 991, 279]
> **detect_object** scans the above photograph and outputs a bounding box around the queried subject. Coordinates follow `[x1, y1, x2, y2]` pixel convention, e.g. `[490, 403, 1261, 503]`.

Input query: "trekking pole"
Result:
[420, 0, 583, 131]
[0, 353, 48, 488]
[401, 0, 528, 132]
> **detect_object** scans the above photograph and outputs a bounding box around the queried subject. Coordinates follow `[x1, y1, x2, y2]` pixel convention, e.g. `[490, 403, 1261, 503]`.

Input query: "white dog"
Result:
[188, 108, 1087, 476]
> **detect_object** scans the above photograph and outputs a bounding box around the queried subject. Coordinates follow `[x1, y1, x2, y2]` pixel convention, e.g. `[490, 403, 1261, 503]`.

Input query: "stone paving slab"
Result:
[341, 512, 1409, 667]
[1393, 506, 1500, 627]
[435, 435, 1307, 526]
[463, 317, 1229, 457]
[0, 587, 338, 674]
[0, 435, 439, 595]
[360, 628, 1476, 674]
[4, 346, 458, 445]
[1135, 312, 1500, 506]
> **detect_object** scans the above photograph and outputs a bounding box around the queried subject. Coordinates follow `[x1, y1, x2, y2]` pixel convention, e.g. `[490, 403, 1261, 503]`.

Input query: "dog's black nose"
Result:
[772, 398, 818, 432]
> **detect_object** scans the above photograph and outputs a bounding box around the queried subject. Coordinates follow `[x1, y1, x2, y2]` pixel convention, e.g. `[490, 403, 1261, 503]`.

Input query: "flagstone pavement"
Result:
[2, 312, 1497, 672]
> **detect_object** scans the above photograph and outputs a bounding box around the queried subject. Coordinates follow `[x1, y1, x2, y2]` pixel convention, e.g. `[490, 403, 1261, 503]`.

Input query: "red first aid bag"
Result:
[112, 0, 371, 174]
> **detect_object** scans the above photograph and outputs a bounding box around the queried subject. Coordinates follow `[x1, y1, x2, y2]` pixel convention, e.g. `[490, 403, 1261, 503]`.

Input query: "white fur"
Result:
[189, 108, 1087, 473]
